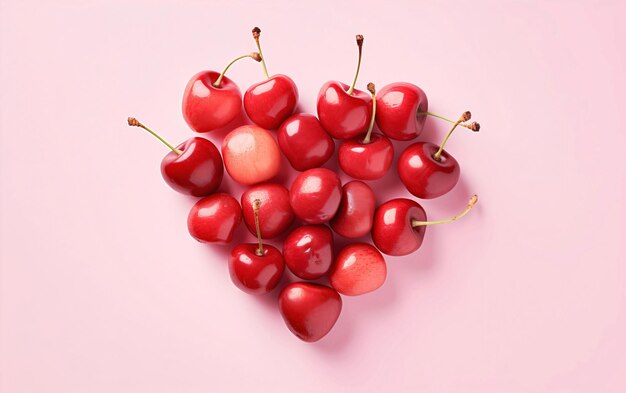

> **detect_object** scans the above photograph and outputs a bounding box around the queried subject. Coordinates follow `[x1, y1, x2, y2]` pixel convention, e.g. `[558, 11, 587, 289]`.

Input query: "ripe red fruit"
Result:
[330, 243, 386, 296]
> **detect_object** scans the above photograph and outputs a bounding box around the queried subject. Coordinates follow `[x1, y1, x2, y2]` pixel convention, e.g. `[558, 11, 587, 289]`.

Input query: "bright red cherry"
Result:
[290, 168, 342, 224]
[277, 114, 334, 171]
[127, 117, 223, 196]
[398, 112, 480, 199]
[330, 243, 386, 296]
[338, 83, 394, 180]
[222, 125, 281, 185]
[283, 225, 334, 280]
[317, 35, 372, 139]
[188, 193, 242, 243]
[182, 52, 262, 133]
[372, 195, 478, 256]
[241, 183, 294, 239]
[229, 199, 285, 295]
[330, 181, 375, 239]
[375, 82, 429, 141]
[243, 27, 298, 129]
[278, 282, 342, 342]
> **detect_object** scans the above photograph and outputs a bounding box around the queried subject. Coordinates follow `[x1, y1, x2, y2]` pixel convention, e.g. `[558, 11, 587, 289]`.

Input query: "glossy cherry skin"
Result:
[371, 198, 427, 256]
[338, 133, 394, 180]
[330, 181, 376, 238]
[398, 142, 460, 199]
[182, 71, 242, 133]
[330, 243, 386, 296]
[317, 81, 372, 139]
[187, 193, 242, 243]
[244, 74, 298, 129]
[229, 244, 284, 295]
[160, 137, 223, 197]
[283, 225, 334, 280]
[241, 183, 294, 239]
[277, 114, 335, 171]
[289, 168, 342, 224]
[222, 125, 281, 185]
[278, 282, 342, 342]
[376, 82, 428, 141]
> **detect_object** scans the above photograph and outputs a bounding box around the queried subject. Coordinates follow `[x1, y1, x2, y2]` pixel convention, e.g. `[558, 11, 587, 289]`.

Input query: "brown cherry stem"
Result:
[433, 111, 477, 161]
[127, 117, 181, 155]
[412, 195, 478, 227]
[362, 82, 377, 144]
[252, 27, 269, 79]
[213, 52, 262, 88]
[418, 111, 480, 131]
[253, 198, 265, 256]
[347, 34, 364, 95]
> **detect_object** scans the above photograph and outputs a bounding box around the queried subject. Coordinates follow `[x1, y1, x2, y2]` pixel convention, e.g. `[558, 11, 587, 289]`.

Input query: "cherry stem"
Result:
[362, 82, 377, 144]
[127, 117, 181, 155]
[412, 195, 478, 227]
[252, 27, 269, 79]
[418, 111, 480, 131]
[253, 199, 265, 256]
[433, 111, 475, 161]
[347, 35, 364, 95]
[213, 52, 262, 88]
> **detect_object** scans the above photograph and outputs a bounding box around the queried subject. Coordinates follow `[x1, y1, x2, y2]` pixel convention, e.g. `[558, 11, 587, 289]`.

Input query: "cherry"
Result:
[278, 282, 342, 342]
[372, 195, 478, 256]
[127, 117, 223, 196]
[243, 27, 298, 129]
[317, 35, 372, 139]
[283, 225, 334, 280]
[398, 111, 480, 199]
[289, 168, 342, 224]
[229, 199, 285, 295]
[277, 113, 335, 171]
[338, 83, 394, 180]
[182, 52, 262, 133]
[329, 180, 376, 239]
[375, 82, 429, 141]
[330, 243, 386, 296]
[187, 193, 242, 243]
[241, 183, 294, 239]
[222, 125, 281, 185]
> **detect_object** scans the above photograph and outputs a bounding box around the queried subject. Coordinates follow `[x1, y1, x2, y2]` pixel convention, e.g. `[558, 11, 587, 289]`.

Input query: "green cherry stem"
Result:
[433, 111, 477, 161]
[412, 195, 478, 227]
[127, 117, 181, 155]
[418, 111, 481, 131]
[362, 83, 377, 144]
[253, 198, 265, 256]
[213, 52, 262, 88]
[347, 34, 364, 95]
[252, 27, 269, 79]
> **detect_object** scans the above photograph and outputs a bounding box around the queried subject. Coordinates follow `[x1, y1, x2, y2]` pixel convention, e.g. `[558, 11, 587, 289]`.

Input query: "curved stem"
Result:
[412, 195, 478, 227]
[127, 117, 181, 155]
[362, 83, 377, 144]
[253, 199, 264, 256]
[347, 35, 364, 95]
[418, 111, 479, 131]
[213, 53, 259, 88]
[433, 120, 461, 160]
[253, 28, 269, 79]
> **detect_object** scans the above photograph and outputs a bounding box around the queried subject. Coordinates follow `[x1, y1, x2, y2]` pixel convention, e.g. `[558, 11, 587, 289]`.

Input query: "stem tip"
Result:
[252, 26, 261, 39]
[250, 52, 263, 62]
[356, 34, 364, 47]
[460, 111, 471, 122]
[468, 195, 478, 207]
[367, 82, 376, 95]
[127, 117, 141, 127]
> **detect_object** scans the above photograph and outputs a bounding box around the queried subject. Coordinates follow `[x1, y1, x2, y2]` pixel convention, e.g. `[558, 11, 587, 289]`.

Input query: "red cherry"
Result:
[372, 195, 478, 256]
[330, 243, 386, 296]
[283, 225, 334, 280]
[317, 35, 372, 139]
[222, 125, 281, 185]
[241, 183, 294, 239]
[290, 168, 342, 224]
[187, 193, 242, 243]
[330, 180, 375, 239]
[375, 82, 428, 141]
[338, 83, 394, 180]
[245, 75, 298, 129]
[127, 118, 223, 196]
[182, 53, 262, 133]
[398, 112, 479, 199]
[277, 113, 334, 171]
[229, 199, 284, 295]
[278, 282, 342, 342]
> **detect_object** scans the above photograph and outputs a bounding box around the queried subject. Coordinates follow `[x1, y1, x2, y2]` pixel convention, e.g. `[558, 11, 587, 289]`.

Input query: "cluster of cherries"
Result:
[128, 28, 480, 342]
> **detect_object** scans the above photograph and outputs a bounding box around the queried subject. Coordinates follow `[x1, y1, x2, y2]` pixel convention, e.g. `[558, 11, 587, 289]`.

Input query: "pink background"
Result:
[1, 0, 625, 392]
